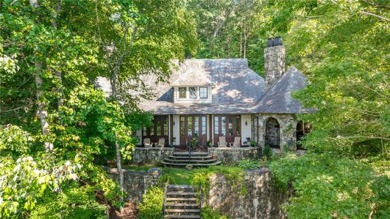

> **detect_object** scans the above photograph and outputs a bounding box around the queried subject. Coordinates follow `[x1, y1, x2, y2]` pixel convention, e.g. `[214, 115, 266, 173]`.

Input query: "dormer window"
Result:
[199, 87, 208, 99]
[189, 87, 198, 99]
[175, 86, 211, 103]
[179, 87, 187, 99]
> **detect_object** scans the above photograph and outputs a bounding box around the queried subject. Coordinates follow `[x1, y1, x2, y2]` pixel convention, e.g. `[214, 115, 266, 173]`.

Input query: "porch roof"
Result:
[139, 102, 253, 115]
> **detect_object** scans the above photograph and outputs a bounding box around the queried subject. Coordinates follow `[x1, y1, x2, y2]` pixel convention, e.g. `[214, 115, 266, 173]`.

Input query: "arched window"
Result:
[265, 117, 280, 148]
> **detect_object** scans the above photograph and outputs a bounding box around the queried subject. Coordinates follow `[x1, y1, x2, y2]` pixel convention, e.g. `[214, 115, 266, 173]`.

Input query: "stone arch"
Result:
[265, 117, 280, 148]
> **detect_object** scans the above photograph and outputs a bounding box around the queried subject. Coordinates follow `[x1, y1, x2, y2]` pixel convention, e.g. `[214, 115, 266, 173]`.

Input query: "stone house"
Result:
[131, 37, 310, 151]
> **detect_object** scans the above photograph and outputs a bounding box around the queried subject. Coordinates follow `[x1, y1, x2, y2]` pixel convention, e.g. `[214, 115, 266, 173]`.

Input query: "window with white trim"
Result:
[199, 87, 208, 99]
[189, 87, 198, 99]
[179, 87, 187, 99]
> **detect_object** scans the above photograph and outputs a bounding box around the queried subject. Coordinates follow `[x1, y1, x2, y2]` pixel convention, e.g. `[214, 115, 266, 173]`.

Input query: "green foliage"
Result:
[186, 0, 266, 73]
[202, 207, 229, 219]
[262, 144, 272, 160]
[125, 111, 153, 131]
[138, 186, 164, 219]
[237, 159, 260, 170]
[270, 153, 389, 218]
[1, 0, 198, 216]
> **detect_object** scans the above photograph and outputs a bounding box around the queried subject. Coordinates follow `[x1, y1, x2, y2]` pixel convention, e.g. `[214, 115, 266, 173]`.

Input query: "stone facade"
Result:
[257, 114, 297, 151]
[206, 168, 287, 219]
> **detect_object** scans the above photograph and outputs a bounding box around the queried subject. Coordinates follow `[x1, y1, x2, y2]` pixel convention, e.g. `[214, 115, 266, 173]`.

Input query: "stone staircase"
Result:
[163, 185, 201, 219]
[161, 151, 221, 167]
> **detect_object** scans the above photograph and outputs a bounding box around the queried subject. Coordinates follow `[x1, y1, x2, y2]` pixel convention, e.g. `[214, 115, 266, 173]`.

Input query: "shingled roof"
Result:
[139, 59, 265, 114]
[252, 67, 307, 114]
[96, 59, 308, 114]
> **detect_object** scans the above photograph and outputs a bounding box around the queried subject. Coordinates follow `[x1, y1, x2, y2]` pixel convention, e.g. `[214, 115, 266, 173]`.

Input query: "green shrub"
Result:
[262, 144, 272, 160]
[138, 186, 163, 219]
[237, 159, 260, 169]
[269, 153, 384, 218]
[202, 207, 229, 219]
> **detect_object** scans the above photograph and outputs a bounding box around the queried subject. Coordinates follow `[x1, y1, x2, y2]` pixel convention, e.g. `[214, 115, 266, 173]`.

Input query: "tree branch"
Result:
[360, 11, 390, 22]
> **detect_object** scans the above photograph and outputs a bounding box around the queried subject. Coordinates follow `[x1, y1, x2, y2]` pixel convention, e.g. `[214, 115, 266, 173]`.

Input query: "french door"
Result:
[180, 115, 207, 146]
[143, 115, 168, 143]
[214, 115, 241, 144]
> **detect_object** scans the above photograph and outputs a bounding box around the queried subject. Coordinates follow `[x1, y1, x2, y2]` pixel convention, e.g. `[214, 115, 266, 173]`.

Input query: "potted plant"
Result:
[185, 164, 193, 170]
[206, 139, 213, 147]
[249, 140, 257, 147]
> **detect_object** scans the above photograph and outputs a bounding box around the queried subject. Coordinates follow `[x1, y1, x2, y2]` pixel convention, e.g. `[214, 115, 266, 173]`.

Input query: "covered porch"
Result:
[136, 114, 257, 148]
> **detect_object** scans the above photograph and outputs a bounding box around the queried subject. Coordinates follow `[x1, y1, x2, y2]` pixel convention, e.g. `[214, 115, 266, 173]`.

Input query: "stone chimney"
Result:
[264, 37, 285, 90]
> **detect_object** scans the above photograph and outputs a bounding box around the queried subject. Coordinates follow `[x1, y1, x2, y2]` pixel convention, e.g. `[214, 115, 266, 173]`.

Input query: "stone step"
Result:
[162, 161, 221, 167]
[166, 197, 197, 202]
[164, 158, 218, 163]
[167, 185, 194, 190]
[169, 155, 213, 160]
[165, 209, 200, 213]
[164, 215, 201, 219]
[167, 192, 197, 196]
[165, 203, 199, 207]
[173, 152, 209, 156]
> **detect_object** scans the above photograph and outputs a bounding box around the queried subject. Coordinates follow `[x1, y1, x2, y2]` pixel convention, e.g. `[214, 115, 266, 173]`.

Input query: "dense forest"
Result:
[1, 0, 389, 218]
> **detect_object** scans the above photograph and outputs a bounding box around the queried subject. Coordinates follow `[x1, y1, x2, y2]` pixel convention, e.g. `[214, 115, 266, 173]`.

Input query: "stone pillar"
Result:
[264, 37, 285, 90]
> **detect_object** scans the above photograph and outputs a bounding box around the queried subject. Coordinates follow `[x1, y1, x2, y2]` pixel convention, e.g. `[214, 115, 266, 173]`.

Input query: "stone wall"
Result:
[208, 147, 260, 164]
[106, 168, 162, 204]
[131, 147, 259, 165]
[131, 147, 174, 165]
[109, 167, 287, 218]
[205, 168, 287, 219]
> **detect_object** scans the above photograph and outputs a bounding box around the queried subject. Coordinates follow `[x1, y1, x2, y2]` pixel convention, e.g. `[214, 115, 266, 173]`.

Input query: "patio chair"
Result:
[230, 137, 241, 147]
[156, 138, 165, 147]
[143, 138, 152, 148]
[217, 136, 227, 148]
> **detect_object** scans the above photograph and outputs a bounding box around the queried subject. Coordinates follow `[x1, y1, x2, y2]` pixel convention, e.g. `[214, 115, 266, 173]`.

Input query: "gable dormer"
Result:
[173, 85, 212, 103]
[171, 60, 213, 104]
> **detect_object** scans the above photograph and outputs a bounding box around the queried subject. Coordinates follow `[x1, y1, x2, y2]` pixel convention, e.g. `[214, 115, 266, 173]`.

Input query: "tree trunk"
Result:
[115, 134, 124, 209]
[31, 0, 53, 152]
[34, 60, 53, 152]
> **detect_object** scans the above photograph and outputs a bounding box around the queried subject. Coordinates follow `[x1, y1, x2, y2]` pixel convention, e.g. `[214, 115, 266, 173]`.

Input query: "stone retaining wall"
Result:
[106, 168, 162, 203]
[131, 147, 174, 165]
[108, 167, 286, 218]
[208, 147, 260, 164]
[206, 168, 287, 219]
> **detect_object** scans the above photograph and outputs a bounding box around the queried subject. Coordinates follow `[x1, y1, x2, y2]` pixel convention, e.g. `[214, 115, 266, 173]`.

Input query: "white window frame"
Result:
[178, 87, 187, 99]
[199, 87, 208, 99]
[189, 87, 198, 99]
